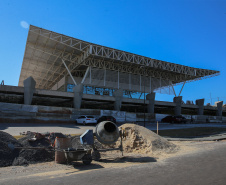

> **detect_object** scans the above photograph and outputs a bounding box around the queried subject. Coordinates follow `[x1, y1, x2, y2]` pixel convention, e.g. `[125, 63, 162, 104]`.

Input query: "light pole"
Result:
[143, 75, 146, 127]
[140, 66, 146, 127]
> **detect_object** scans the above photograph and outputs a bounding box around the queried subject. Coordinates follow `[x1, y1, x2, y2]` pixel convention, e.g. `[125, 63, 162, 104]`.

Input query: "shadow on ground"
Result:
[100, 156, 157, 163]
[71, 162, 104, 171]
[65, 156, 157, 173]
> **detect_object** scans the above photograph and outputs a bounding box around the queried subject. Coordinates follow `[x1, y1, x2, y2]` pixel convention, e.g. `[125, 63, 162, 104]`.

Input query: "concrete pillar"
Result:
[73, 84, 83, 109]
[196, 99, 204, 115]
[146, 92, 155, 114]
[173, 96, 182, 116]
[23, 76, 36, 105]
[113, 89, 123, 111]
[216, 101, 223, 116]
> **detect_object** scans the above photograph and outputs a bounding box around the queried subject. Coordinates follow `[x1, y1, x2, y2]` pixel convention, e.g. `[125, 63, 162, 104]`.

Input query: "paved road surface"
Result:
[0, 123, 95, 135]
[1, 122, 226, 136]
[2, 141, 226, 185]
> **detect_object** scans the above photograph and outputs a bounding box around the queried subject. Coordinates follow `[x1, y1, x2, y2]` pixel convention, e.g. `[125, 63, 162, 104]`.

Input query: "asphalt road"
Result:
[3, 141, 226, 185]
[1, 122, 226, 136]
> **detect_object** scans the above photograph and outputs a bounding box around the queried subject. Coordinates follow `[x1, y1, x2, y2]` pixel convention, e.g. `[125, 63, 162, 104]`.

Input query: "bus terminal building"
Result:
[0, 25, 223, 123]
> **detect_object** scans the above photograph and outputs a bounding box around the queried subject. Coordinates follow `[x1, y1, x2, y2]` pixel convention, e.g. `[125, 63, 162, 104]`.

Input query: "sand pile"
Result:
[114, 124, 178, 154]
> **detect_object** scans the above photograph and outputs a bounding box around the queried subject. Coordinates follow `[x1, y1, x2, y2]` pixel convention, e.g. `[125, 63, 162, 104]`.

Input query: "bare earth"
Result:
[0, 140, 225, 183]
[1, 123, 226, 184]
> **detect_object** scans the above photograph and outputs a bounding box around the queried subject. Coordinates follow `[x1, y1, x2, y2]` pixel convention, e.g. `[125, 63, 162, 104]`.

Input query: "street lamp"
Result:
[143, 76, 146, 128]
[140, 66, 146, 127]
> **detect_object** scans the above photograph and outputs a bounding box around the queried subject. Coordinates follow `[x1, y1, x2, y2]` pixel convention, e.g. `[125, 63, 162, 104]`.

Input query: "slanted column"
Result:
[196, 99, 204, 115]
[113, 89, 123, 111]
[173, 96, 182, 116]
[146, 92, 155, 114]
[216, 101, 223, 116]
[73, 84, 83, 109]
[23, 76, 36, 105]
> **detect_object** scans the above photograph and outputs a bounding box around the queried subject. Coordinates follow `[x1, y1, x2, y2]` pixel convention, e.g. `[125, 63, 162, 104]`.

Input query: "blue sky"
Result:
[0, 0, 225, 104]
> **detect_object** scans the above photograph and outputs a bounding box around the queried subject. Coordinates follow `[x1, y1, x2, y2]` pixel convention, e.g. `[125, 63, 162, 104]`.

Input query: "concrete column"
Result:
[216, 101, 223, 116]
[73, 84, 83, 109]
[23, 76, 36, 105]
[196, 99, 204, 115]
[113, 89, 123, 111]
[173, 96, 182, 116]
[146, 92, 155, 114]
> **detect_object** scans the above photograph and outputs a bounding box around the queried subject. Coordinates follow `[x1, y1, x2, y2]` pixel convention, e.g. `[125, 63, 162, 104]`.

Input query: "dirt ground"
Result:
[0, 140, 225, 181]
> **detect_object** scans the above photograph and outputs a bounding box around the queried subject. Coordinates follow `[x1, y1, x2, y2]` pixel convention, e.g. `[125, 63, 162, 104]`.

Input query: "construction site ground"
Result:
[1, 122, 226, 183]
[1, 139, 226, 183]
[2, 122, 226, 136]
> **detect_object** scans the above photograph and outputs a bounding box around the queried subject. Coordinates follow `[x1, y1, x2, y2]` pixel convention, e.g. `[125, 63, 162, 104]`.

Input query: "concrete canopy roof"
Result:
[19, 25, 220, 90]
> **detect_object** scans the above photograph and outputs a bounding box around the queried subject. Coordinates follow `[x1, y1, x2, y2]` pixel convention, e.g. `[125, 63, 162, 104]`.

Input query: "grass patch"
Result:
[152, 127, 226, 138]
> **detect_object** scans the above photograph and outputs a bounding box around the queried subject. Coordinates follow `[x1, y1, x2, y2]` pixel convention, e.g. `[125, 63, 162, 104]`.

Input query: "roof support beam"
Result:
[178, 82, 186, 96]
[62, 59, 77, 86]
[45, 47, 90, 89]
[81, 67, 90, 84]
[170, 81, 177, 97]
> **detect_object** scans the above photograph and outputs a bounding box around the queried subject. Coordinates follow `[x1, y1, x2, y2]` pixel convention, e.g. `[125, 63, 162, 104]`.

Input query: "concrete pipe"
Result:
[95, 121, 119, 145]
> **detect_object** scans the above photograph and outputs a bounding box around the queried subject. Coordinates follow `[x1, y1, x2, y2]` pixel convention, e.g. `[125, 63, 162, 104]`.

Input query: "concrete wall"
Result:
[51, 76, 66, 91]
[2, 102, 226, 123]
[100, 110, 126, 122]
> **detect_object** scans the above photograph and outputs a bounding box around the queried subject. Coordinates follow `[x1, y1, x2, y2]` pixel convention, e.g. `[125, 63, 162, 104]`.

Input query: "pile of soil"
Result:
[113, 124, 178, 154]
[13, 133, 54, 166]
[0, 131, 22, 167]
[0, 131, 54, 167]
[13, 149, 53, 166]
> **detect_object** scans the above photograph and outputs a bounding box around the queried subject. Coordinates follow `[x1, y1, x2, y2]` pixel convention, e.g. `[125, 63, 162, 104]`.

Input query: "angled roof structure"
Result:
[19, 25, 220, 91]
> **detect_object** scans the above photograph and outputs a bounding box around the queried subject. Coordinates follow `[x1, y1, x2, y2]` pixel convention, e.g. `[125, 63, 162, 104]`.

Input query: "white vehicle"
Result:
[76, 116, 97, 125]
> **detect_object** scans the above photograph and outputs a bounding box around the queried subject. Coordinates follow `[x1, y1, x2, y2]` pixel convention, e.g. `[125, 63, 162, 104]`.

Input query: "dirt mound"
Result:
[0, 131, 21, 147]
[13, 149, 54, 166]
[0, 141, 15, 167]
[18, 134, 51, 148]
[13, 133, 54, 166]
[12, 157, 29, 166]
[0, 131, 22, 167]
[116, 124, 178, 154]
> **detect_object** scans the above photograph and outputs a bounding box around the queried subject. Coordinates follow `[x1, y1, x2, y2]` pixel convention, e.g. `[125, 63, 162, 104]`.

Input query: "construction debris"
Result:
[0, 123, 178, 168]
